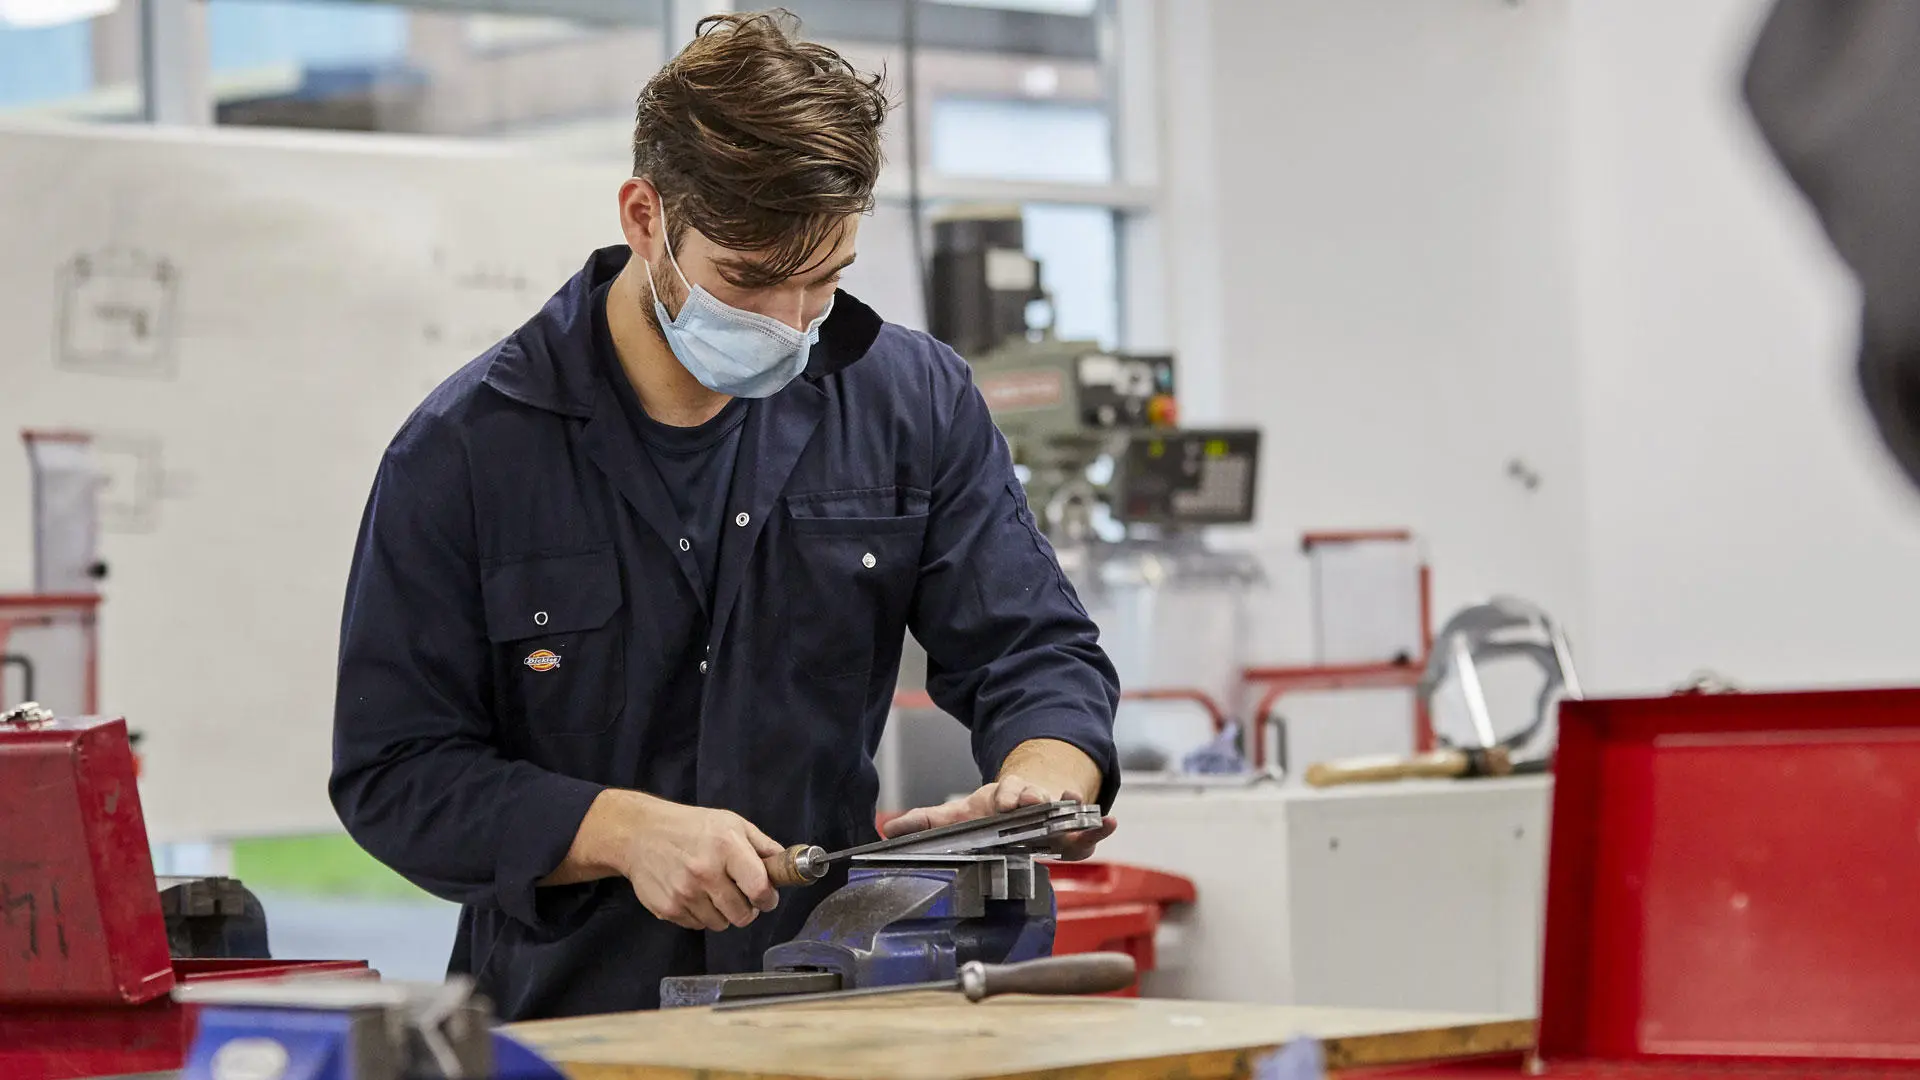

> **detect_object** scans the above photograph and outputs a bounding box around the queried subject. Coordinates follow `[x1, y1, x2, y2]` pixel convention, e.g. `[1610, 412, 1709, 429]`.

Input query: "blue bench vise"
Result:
[659, 800, 1101, 1008]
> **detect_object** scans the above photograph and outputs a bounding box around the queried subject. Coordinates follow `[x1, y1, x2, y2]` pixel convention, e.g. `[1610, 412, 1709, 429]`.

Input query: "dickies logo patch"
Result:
[523, 649, 561, 673]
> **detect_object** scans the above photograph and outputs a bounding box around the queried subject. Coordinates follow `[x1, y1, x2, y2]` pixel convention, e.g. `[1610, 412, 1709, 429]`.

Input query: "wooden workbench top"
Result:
[504, 993, 1533, 1080]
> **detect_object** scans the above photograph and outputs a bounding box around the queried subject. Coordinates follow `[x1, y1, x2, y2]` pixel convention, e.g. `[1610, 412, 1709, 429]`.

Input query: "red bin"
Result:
[1047, 860, 1195, 997]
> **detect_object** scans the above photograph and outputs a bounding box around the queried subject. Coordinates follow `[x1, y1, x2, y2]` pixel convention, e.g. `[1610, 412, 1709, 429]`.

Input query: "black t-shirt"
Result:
[591, 280, 747, 602]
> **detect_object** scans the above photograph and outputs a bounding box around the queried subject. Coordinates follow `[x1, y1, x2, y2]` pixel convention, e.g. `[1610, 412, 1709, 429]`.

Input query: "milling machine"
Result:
[928, 210, 1262, 545]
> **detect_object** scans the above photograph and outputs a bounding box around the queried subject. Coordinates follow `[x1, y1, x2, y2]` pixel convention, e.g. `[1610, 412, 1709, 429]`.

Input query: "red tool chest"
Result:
[0, 714, 173, 1005]
[0, 713, 374, 1079]
[1375, 687, 1920, 1078]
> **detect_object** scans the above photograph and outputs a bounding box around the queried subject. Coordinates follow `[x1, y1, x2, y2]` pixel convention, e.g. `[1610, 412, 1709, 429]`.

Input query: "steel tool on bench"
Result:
[711, 952, 1137, 1011]
[661, 800, 1105, 1008]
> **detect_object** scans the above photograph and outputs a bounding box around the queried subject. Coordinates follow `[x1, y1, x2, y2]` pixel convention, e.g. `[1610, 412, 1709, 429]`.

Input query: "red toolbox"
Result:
[1049, 860, 1195, 997]
[0, 712, 373, 1080]
[1378, 687, 1920, 1078]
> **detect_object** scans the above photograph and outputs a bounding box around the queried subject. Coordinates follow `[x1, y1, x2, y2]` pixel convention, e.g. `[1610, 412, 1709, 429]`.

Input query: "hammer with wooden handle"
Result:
[1304, 746, 1515, 788]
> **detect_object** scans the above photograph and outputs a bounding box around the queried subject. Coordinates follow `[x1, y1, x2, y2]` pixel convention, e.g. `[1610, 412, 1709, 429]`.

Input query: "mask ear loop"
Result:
[659, 207, 692, 287]
[644, 203, 697, 320]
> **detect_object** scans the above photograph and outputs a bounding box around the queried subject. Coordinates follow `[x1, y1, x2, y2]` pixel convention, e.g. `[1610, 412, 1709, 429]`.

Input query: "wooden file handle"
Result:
[959, 952, 1139, 1001]
[1304, 747, 1513, 788]
[764, 844, 827, 888]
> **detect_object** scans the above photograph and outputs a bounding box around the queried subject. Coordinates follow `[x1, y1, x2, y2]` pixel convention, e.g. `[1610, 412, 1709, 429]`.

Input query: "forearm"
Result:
[997, 738, 1103, 804]
[541, 788, 653, 886]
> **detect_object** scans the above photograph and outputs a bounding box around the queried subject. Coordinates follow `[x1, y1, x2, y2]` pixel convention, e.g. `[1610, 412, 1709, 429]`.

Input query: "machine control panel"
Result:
[1113, 429, 1261, 526]
[1075, 353, 1175, 429]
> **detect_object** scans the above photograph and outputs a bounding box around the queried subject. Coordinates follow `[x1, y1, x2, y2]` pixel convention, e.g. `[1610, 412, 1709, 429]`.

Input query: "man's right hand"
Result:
[548, 789, 784, 932]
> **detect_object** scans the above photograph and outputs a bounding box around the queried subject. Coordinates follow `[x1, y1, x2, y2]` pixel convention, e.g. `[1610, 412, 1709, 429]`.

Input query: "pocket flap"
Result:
[482, 550, 622, 642]
[785, 486, 931, 535]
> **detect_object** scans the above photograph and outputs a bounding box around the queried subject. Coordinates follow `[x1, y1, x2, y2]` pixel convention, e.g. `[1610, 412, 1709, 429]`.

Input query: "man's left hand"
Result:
[881, 774, 1117, 861]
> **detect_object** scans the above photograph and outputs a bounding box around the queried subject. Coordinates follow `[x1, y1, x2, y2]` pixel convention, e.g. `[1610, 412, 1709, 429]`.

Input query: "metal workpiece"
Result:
[852, 854, 1042, 907]
[834, 799, 1103, 861]
[767, 800, 1103, 889]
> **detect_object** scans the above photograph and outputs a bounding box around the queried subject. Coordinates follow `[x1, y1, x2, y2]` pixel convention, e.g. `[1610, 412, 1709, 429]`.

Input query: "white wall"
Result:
[1177, 0, 1920, 696]
[1568, 0, 1920, 692]
[1174, 0, 1591, 663]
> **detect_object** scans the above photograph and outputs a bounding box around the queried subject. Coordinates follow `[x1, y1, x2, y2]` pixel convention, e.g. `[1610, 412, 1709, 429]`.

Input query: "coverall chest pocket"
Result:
[482, 549, 627, 737]
[785, 487, 929, 679]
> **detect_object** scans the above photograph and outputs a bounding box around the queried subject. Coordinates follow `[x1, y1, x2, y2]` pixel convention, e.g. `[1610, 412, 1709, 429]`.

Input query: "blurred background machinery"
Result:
[2, 431, 105, 718]
[928, 207, 1261, 547]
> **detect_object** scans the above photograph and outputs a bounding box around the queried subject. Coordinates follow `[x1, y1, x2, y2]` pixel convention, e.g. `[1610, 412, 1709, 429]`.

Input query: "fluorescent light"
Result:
[0, 0, 116, 29]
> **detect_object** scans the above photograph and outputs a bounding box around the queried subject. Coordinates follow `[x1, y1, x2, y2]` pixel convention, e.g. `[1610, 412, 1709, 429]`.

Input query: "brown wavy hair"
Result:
[632, 9, 890, 288]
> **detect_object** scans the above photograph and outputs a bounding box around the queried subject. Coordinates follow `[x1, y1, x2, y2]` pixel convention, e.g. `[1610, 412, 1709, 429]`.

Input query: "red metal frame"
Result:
[1242, 559, 1436, 765]
[1246, 661, 1432, 769]
[1114, 687, 1228, 733]
[0, 594, 103, 609]
[0, 594, 102, 714]
[1301, 529, 1415, 547]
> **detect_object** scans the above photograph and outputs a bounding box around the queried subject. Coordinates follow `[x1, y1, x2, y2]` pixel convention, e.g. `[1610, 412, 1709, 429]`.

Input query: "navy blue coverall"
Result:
[329, 247, 1121, 1020]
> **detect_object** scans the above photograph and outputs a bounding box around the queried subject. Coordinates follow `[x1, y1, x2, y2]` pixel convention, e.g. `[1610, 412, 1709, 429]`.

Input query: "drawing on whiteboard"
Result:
[91, 432, 191, 534]
[56, 248, 181, 378]
[420, 248, 578, 355]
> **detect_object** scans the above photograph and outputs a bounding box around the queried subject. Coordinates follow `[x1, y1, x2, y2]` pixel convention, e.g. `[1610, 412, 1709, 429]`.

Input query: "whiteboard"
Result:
[0, 123, 919, 840]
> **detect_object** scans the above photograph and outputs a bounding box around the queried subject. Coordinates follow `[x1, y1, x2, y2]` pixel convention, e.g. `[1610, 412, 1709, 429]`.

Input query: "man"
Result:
[329, 10, 1120, 1022]
[1745, 0, 1920, 492]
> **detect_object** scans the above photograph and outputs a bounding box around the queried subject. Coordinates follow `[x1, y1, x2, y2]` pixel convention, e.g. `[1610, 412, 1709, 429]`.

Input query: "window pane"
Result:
[206, 0, 663, 135]
[780, 0, 1098, 60]
[0, 1, 140, 118]
[0, 20, 90, 107]
[1024, 203, 1116, 348]
[210, 0, 408, 72]
[931, 96, 1111, 184]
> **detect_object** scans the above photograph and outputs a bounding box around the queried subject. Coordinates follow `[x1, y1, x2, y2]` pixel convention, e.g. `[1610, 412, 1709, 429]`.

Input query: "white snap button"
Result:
[862, 552, 877, 569]
[699, 661, 710, 674]
[679, 538, 691, 552]
[735, 512, 750, 527]
[534, 611, 549, 626]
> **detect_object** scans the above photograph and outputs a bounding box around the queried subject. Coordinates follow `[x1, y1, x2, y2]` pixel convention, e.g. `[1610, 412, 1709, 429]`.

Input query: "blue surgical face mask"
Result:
[644, 216, 834, 399]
